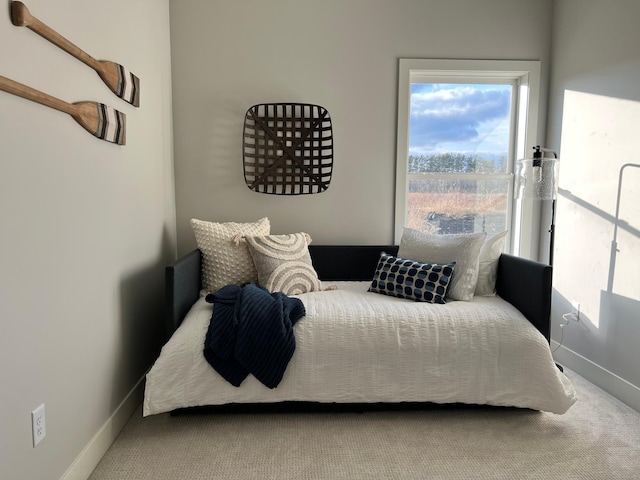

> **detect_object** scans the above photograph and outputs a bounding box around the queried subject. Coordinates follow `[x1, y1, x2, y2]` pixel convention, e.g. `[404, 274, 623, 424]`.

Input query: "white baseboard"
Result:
[60, 375, 145, 480]
[553, 342, 640, 413]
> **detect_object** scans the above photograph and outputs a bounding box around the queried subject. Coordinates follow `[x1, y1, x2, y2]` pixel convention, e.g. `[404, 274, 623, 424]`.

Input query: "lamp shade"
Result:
[515, 146, 559, 200]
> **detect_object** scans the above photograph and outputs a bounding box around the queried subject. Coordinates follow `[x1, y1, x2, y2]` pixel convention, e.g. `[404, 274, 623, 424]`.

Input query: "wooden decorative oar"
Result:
[10, 1, 140, 107]
[0, 75, 126, 145]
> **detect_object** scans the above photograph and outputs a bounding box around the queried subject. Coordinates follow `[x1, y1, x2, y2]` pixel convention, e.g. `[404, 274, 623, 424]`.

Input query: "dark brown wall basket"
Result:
[243, 103, 333, 195]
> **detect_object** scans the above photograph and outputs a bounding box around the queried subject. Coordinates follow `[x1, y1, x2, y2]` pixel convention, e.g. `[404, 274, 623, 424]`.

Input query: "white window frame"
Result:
[394, 59, 541, 258]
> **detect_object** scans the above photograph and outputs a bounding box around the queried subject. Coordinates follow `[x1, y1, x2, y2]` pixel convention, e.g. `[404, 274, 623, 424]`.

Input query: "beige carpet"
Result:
[89, 369, 640, 479]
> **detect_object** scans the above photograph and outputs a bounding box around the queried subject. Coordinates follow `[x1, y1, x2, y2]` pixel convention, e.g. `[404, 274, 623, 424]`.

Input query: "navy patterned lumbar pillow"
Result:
[368, 252, 456, 304]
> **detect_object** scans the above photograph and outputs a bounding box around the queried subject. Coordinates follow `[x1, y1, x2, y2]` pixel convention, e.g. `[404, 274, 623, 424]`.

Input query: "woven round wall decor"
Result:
[243, 103, 333, 195]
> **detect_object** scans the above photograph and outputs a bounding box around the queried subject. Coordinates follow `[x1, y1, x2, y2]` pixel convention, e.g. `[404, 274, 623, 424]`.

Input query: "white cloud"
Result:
[408, 84, 511, 156]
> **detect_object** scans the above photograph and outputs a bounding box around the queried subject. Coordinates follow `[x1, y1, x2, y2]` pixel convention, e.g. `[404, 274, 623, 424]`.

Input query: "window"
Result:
[395, 59, 541, 256]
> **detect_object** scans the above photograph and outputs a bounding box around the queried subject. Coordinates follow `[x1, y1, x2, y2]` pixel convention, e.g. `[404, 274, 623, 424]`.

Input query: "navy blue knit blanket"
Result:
[203, 283, 306, 389]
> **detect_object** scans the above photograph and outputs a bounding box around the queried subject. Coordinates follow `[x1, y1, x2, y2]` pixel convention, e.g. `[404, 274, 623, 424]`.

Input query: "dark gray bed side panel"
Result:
[496, 254, 552, 343]
[165, 249, 201, 340]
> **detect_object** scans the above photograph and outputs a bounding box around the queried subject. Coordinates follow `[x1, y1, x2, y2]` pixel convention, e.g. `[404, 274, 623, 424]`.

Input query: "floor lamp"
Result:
[515, 145, 560, 265]
[515, 145, 561, 370]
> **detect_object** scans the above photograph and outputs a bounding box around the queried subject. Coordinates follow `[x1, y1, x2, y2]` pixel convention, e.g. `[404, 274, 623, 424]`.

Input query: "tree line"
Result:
[408, 153, 507, 174]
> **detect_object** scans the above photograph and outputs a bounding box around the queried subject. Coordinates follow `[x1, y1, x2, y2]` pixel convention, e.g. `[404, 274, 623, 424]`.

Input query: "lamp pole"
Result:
[607, 163, 640, 293]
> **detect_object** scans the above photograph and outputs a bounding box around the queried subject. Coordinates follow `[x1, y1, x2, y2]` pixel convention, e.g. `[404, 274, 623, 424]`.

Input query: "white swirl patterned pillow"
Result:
[244, 232, 321, 295]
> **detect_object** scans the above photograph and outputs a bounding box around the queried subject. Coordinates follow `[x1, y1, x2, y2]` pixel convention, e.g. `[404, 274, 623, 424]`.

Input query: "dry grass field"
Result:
[406, 192, 507, 232]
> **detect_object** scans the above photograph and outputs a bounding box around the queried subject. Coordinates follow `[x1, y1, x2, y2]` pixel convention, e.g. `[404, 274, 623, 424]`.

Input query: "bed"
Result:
[143, 244, 576, 416]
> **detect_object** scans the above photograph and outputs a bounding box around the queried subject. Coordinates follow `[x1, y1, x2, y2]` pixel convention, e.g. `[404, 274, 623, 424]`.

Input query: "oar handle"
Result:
[11, 2, 101, 71]
[0, 75, 75, 116]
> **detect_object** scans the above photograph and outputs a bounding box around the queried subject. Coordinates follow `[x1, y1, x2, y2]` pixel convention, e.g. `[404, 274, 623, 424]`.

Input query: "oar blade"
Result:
[74, 102, 126, 145]
[96, 103, 127, 145]
[97, 61, 140, 107]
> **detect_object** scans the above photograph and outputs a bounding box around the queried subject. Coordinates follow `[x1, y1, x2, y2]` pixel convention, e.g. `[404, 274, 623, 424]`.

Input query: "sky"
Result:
[409, 83, 512, 158]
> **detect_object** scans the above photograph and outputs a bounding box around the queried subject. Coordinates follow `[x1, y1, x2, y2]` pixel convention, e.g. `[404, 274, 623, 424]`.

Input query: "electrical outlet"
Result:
[31, 404, 46, 447]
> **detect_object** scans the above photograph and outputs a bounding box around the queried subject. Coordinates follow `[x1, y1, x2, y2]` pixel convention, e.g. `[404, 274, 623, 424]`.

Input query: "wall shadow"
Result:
[599, 290, 640, 387]
[111, 226, 176, 417]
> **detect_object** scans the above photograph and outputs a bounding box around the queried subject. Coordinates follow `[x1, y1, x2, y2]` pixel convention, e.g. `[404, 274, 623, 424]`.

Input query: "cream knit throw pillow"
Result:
[191, 217, 270, 294]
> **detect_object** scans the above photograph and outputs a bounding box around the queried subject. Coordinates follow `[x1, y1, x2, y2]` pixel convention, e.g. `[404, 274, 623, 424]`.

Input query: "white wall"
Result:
[170, 0, 553, 255]
[0, 1, 175, 479]
[547, 0, 640, 411]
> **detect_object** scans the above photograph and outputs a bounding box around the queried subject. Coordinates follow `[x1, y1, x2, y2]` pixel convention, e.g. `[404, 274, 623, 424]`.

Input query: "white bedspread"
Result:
[144, 282, 576, 416]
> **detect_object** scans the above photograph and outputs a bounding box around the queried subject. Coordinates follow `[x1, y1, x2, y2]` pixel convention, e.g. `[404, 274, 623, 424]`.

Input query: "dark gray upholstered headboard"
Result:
[165, 246, 552, 344]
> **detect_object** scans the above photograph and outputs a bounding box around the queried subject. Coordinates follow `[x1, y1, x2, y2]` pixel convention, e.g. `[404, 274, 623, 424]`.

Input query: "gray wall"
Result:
[0, 1, 175, 479]
[170, 0, 553, 255]
[547, 0, 640, 410]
